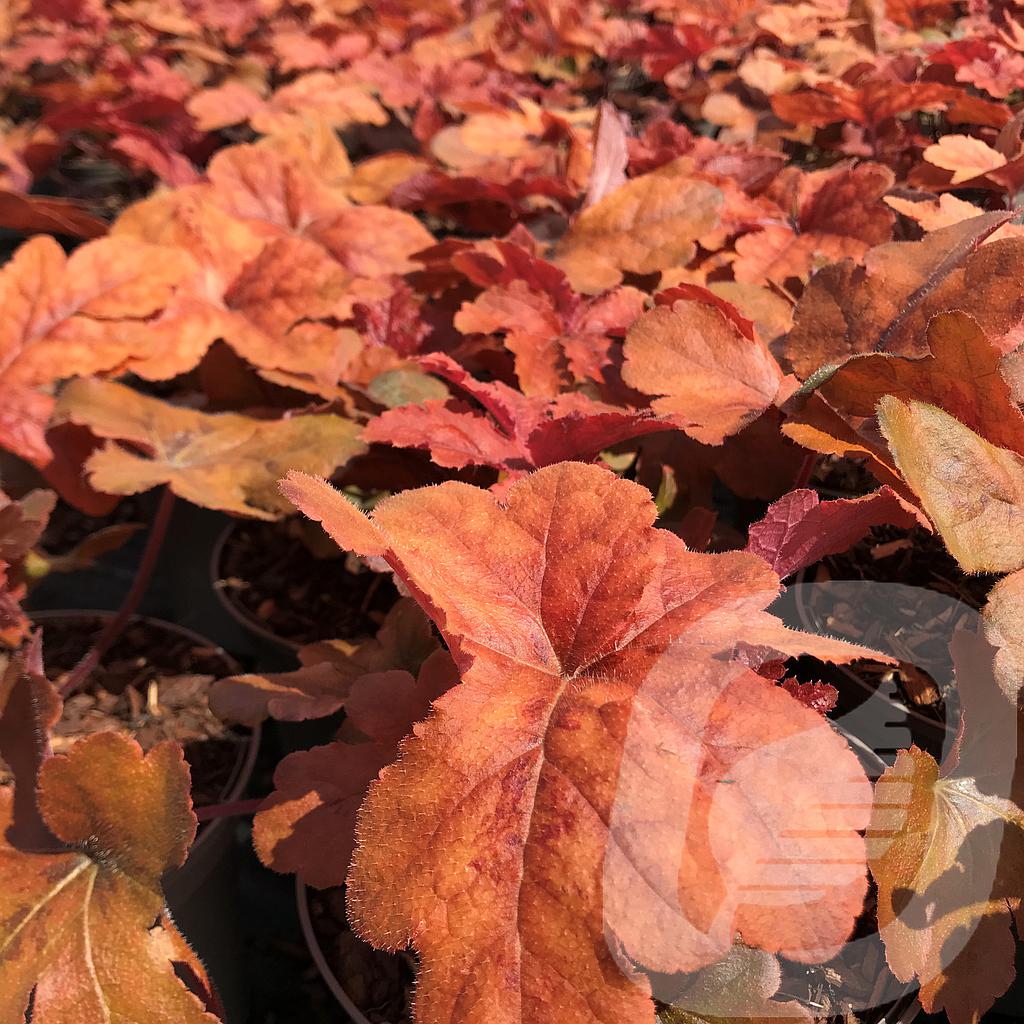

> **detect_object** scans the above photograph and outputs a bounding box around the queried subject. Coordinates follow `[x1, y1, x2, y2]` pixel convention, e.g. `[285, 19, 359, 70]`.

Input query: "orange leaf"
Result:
[622, 298, 785, 444]
[0, 385, 54, 467]
[554, 160, 722, 293]
[205, 143, 350, 235]
[282, 463, 877, 1023]
[453, 249, 644, 397]
[345, 152, 431, 204]
[923, 135, 1008, 184]
[733, 162, 895, 286]
[53, 379, 365, 518]
[198, 145, 433, 343]
[211, 599, 441, 726]
[0, 732, 217, 1023]
[252, 651, 457, 888]
[113, 186, 381, 381]
[811, 310, 1024, 457]
[781, 211, 1015, 378]
[188, 73, 387, 135]
[0, 234, 194, 390]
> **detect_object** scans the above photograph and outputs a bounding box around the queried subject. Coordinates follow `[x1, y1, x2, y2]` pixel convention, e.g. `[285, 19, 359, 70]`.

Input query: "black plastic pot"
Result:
[29, 610, 261, 1023]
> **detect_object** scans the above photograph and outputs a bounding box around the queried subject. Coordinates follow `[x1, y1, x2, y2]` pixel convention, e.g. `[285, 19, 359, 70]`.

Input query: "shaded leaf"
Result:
[211, 598, 439, 726]
[252, 651, 457, 888]
[867, 632, 1024, 1024]
[781, 212, 1016, 378]
[53, 379, 365, 519]
[800, 311, 1024, 458]
[0, 637, 59, 843]
[660, 945, 811, 1023]
[982, 570, 1024, 702]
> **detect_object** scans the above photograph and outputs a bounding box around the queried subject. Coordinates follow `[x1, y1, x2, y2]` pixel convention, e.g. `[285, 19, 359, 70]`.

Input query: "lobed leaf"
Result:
[0, 732, 218, 1023]
[746, 486, 925, 580]
[554, 162, 722, 293]
[282, 462, 877, 1024]
[53, 379, 365, 518]
[622, 298, 785, 445]
[782, 212, 1016, 379]
[252, 651, 457, 889]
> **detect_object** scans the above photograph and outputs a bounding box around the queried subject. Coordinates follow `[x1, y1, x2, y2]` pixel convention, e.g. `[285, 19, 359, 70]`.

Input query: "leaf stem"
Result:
[195, 797, 264, 823]
[794, 452, 818, 490]
[59, 486, 176, 698]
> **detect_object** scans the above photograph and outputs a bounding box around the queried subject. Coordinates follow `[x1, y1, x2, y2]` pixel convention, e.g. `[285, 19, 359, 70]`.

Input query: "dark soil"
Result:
[307, 886, 414, 1023]
[19, 614, 249, 809]
[216, 518, 399, 647]
[806, 523, 996, 611]
[809, 454, 877, 498]
[40, 493, 150, 557]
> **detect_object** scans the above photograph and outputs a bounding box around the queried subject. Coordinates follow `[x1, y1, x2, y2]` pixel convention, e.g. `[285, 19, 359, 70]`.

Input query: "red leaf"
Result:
[780, 678, 840, 715]
[365, 353, 668, 473]
[0, 191, 106, 239]
[0, 636, 60, 843]
[746, 486, 925, 580]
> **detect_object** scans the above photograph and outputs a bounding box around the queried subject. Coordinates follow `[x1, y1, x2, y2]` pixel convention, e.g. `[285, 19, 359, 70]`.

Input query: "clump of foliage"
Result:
[3, 0, 1024, 1022]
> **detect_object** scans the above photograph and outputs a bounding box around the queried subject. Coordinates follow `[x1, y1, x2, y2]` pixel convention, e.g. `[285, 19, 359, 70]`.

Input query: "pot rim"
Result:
[28, 608, 261, 853]
[209, 521, 302, 652]
[296, 875, 376, 1024]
